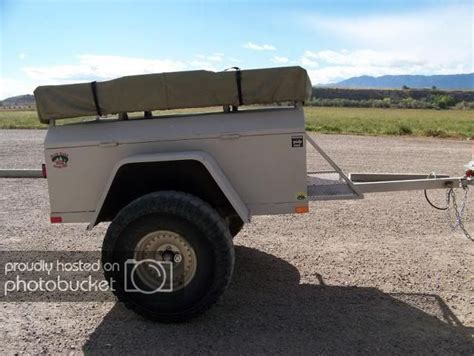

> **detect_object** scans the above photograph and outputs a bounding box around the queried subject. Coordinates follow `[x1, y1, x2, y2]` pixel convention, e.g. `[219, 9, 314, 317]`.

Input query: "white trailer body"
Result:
[44, 107, 309, 225]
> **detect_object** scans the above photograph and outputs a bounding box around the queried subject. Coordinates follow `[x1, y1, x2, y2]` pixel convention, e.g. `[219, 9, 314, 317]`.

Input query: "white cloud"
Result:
[228, 57, 243, 63]
[307, 5, 472, 55]
[305, 49, 426, 68]
[208, 55, 223, 62]
[0, 77, 36, 99]
[22, 55, 188, 83]
[301, 52, 319, 67]
[196, 53, 224, 62]
[243, 42, 276, 51]
[6, 55, 188, 98]
[8, 54, 236, 98]
[0, 77, 26, 100]
[301, 4, 473, 83]
[270, 56, 289, 64]
[18, 53, 27, 60]
[302, 48, 471, 84]
[193, 53, 243, 69]
[188, 60, 218, 71]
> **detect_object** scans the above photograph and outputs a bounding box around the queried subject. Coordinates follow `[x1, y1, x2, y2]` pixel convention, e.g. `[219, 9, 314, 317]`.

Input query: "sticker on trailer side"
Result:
[51, 152, 69, 168]
[291, 135, 304, 148]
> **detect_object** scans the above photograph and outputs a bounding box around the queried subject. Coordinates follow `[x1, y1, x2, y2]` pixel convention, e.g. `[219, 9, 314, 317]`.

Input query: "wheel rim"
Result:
[133, 230, 197, 292]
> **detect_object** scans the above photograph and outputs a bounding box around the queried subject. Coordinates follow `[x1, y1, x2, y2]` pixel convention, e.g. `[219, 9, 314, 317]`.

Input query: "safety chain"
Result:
[446, 187, 472, 241]
[424, 172, 472, 240]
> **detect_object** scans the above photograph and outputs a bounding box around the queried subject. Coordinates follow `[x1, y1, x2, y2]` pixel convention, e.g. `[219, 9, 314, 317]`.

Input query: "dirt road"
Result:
[0, 130, 472, 354]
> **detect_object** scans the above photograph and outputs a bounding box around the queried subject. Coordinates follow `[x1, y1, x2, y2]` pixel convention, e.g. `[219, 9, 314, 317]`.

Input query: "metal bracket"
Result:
[305, 134, 363, 200]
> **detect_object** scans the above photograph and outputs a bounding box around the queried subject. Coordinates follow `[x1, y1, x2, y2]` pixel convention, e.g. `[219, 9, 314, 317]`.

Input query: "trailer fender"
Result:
[88, 151, 250, 229]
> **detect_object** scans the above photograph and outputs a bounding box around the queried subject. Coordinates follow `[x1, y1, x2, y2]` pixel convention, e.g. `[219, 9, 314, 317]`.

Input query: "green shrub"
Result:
[424, 128, 448, 138]
[454, 101, 471, 110]
[306, 95, 470, 110]
[398, 125, 413, 135]
[433, 95, 455, 109]
[382, 97, 391, 107]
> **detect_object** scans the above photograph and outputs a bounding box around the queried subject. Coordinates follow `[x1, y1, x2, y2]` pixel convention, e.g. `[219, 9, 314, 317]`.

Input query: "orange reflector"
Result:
[295, 206, 309, 214]
[50, 216, 62, 223]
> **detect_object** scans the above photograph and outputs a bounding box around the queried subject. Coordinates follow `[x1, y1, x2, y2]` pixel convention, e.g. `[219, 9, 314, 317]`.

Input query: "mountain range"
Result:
[333, 73, 473, 90]
[0, 94, 35, 106]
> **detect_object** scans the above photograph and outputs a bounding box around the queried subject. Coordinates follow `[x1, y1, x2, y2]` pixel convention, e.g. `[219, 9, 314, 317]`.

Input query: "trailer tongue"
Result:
[305, 134, 472, 198]
[304, 133, 473, 239]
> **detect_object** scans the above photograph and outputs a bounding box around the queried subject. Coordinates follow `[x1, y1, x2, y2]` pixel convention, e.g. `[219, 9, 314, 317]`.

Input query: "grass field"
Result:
[305, 107, 473, 139]
[0, 107, 472, 139]
[0, 110, 42, 129]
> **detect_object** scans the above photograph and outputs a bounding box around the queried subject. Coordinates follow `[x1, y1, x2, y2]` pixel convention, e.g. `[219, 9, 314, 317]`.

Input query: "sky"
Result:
[0, 0, 473, 99]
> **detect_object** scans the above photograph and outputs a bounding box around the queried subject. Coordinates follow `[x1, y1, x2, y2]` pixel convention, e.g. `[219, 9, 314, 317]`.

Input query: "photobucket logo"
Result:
[124, 259, 173, 294]
[3, 275, 112, 296]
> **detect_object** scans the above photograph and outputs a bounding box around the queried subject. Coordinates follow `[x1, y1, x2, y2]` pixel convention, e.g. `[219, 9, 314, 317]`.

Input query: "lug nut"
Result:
[173, 254, 182, 263]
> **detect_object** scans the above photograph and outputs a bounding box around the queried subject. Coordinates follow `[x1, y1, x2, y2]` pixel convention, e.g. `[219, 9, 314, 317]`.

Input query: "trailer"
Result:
[34, 67, 473, 322]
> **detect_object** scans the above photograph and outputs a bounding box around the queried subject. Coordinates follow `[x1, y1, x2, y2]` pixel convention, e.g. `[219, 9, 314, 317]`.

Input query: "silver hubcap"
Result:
[133, 230, 197, 291]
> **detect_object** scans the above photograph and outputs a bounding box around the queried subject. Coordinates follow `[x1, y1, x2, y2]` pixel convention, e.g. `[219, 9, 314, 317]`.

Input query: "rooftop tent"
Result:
[34, 66, 312, 123]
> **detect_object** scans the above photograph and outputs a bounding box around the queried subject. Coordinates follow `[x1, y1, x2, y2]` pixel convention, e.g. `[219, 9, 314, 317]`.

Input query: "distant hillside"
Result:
[312, 87, 474, 101]
[0, 94, 35, 108]
[310, 87, 474, 109]
[335, 73, 474, 90]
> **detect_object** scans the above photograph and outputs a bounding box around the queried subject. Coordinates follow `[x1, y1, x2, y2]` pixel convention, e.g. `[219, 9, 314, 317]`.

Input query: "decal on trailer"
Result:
[51, 152, 69, 168]
[296, 192, 307, 200]
[291, 135, 304, 148]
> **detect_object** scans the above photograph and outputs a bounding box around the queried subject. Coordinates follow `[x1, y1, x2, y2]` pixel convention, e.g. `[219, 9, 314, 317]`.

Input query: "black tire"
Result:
[227, 214, 244, 238]
[102, 191, 234, 322]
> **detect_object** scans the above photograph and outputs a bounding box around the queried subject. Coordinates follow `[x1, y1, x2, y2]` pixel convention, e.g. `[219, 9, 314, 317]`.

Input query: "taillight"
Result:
[50, 216, 62, 223]
[42, 163, 47, 178]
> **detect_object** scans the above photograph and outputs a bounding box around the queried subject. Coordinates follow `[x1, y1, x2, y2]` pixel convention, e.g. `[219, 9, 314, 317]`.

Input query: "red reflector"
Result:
[50, 216, 62, 223]
[41, 163, 47, 178]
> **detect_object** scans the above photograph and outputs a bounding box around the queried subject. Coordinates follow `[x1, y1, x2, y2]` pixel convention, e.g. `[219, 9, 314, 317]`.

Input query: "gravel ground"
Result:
[0, 129, 473, 354]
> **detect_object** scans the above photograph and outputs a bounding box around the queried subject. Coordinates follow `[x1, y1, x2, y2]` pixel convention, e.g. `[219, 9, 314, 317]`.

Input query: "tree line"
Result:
[309, 87, 474, 109]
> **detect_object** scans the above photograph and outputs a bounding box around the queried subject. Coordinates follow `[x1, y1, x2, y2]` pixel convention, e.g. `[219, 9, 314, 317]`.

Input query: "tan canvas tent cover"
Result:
[34, 66, 312, 123]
